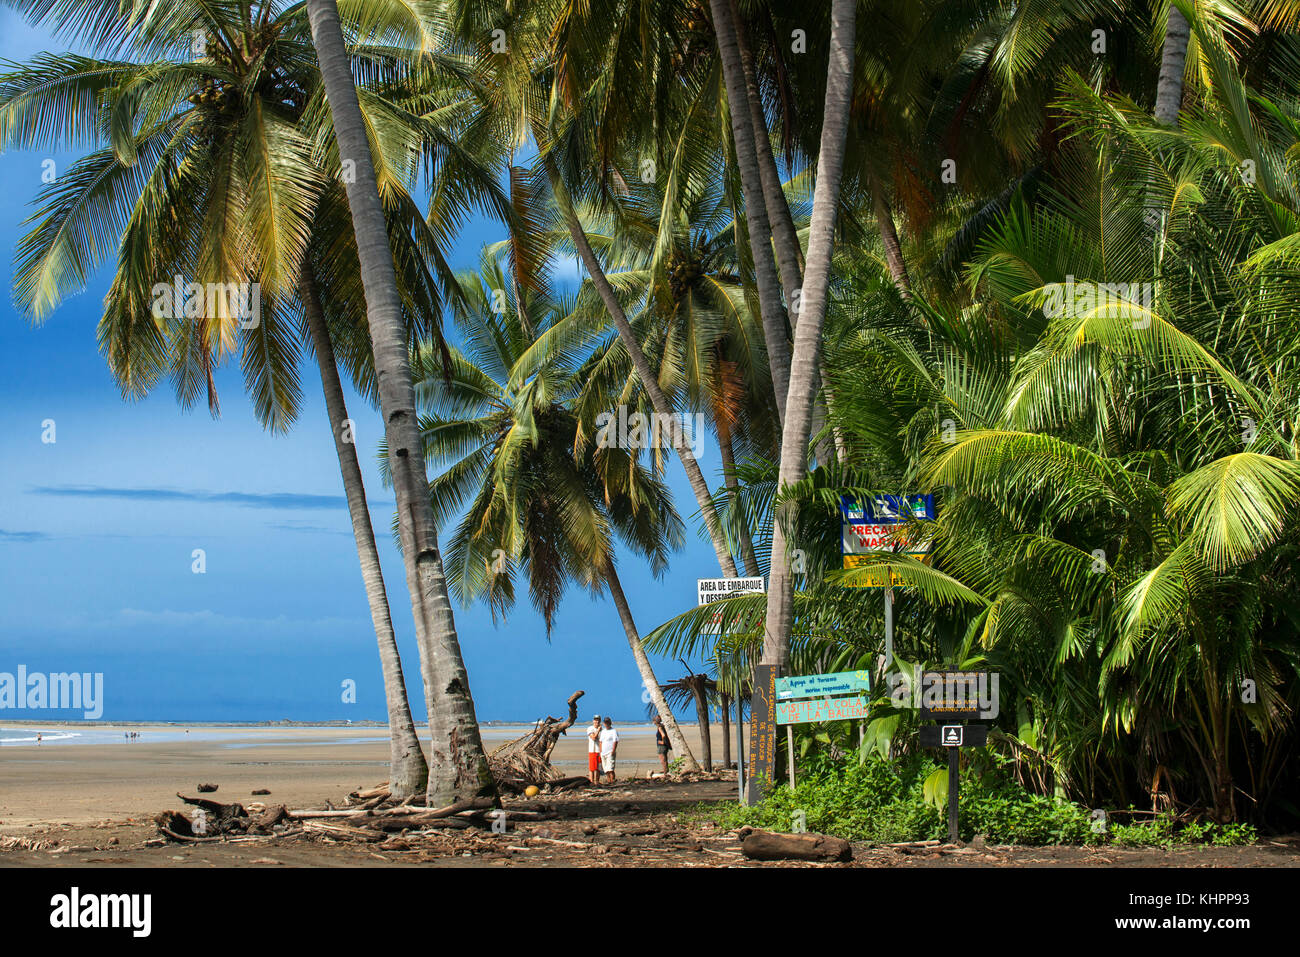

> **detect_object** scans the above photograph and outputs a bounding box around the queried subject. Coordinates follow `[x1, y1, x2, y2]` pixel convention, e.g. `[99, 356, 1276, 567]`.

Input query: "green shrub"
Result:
[694, 754, 1257, 847]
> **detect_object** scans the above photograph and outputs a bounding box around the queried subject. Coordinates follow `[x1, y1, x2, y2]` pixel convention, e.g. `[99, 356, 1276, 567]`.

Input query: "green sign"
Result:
[775, 670, 871, 700]
[776, 695, 870, 725]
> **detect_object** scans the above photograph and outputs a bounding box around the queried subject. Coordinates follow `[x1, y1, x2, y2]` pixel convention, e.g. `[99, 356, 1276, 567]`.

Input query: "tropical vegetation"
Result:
[4, 0, 1299, 832]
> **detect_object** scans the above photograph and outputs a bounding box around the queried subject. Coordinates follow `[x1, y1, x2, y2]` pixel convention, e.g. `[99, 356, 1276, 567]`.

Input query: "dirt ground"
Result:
[3, 776, 1298, 868]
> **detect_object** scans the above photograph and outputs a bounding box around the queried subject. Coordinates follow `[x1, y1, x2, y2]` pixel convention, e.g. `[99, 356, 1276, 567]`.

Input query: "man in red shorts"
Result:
[586, 715, 602, 785]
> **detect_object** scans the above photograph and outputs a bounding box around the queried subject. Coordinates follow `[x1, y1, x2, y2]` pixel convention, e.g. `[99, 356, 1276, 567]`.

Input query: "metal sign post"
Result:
[948, 747, 960, 844]
[884, 584, 894, 670]
[787, 726, 796, 789]
[695, 577, 765, 802]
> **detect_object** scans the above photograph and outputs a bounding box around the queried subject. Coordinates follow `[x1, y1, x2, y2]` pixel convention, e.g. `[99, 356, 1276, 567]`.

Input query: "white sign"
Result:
[696, 577, 765, 636]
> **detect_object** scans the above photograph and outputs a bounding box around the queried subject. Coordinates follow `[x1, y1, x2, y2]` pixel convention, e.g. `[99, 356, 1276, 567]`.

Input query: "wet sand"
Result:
[0, 723, 731, 828]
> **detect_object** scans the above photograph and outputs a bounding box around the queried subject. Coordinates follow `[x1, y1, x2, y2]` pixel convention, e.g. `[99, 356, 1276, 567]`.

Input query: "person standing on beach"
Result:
[600, 717, 619, 784]
[652, 715, 670, 774]
[587, 715, 602, 785]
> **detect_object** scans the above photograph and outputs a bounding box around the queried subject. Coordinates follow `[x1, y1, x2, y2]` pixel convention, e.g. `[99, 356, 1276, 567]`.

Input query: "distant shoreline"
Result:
[0, 718, 657, 728]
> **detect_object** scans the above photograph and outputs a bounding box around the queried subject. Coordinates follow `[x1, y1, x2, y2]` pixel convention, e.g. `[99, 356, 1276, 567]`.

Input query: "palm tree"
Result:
[0, 0, 465, 798]
[445, 0, 748, 579]
[708, 0, 792, 417]
[300, 265, 428, 797]
[752, 0, 857, 798]
[304, 0, 495, 804]
[657, 663, 718, 771]
[561, 172, 781, 575]
[412, 256, 702, 771]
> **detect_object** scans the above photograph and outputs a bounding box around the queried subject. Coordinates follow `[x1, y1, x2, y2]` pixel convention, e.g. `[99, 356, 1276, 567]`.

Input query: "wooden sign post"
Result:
[916, 669, 996, 843]
[773, 670, 871, 791]
[745, 663, 778, 805]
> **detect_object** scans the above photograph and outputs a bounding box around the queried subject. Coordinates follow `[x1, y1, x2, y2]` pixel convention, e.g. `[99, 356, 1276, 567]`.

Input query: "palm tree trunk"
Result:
[305, 0, 495, 806]
[710, 0, 792, 421]
[300, 269, 428, 800]
[725, 5, 849, 463]
[554, 177, 740, 578]
[727, 0, 807, 310]
[872, 180, 912, 296]
[604, 560, 700, 772]
[693, 681, 713, 771]
[718, 426, 760, 576]
[752, 0, 856, 790]
[809, 382, 834, 468]
[720, 691, 732, 769]
[818, 353, 848, 465]
[1155, 5, 1191, 126]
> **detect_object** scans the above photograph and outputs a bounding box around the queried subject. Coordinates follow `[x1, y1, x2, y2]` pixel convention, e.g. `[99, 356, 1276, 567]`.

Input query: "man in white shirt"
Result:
[599, 717, 619, 783]
[586, 715, 602, 785]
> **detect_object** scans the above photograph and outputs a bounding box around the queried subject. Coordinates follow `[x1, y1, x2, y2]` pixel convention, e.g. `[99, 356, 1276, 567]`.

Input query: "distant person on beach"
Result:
[653, 715, 670, 773]
[586, 715, 602, 785]
[600, 717, 619, 783]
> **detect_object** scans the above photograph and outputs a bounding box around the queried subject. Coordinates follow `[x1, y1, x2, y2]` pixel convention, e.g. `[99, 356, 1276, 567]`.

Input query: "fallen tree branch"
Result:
[159, 827, 224, 844]
[489, 690, 584, 789]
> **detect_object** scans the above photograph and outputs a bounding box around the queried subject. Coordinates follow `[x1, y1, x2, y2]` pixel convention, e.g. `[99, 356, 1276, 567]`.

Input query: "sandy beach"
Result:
[3, 722, 1298, 871]
[0, 723, 733, 829]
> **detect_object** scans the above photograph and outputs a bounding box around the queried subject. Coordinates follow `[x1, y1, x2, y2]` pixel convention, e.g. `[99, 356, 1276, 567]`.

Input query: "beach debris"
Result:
[196, 783, 219, 793]
[155, 793, 252, 843]
[0, 835, 54, 852]
[487, 690, 584, 792]
[334, 784, 397, 811]
[302, 820, 386, 843]
[251, 805, 292, 829]
[737, 826, 851, 863]
[251, 788, 271, 795]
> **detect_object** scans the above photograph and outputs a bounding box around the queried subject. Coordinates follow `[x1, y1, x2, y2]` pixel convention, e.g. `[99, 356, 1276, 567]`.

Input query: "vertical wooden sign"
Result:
[744, 663, 778, 805]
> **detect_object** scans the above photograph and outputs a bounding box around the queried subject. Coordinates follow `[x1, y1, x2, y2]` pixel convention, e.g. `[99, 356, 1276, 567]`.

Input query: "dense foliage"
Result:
[6, 0, 1299, 830]
[700, 754, 1258, 846]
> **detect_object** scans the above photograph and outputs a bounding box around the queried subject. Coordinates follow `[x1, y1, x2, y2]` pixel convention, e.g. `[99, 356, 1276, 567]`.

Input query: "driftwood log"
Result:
[488, 690, 584, 791]
[738, 827, 852, 862]
[156, 794, 253, 842]
[288, 797, 496, 828]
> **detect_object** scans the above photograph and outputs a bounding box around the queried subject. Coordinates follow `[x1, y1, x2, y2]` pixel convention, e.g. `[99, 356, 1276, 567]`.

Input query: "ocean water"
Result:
[0, 728, 83, 745]
[0, 723, 658, 748]
[0, 727, 264, 747]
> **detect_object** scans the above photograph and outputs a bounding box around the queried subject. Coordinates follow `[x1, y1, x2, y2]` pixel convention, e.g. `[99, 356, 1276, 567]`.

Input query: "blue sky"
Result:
[0, 11, 725, 724]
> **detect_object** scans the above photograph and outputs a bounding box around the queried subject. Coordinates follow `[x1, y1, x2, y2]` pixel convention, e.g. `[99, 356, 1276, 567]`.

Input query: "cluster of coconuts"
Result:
[670, 4, 713, 76]
[187, 82, 235, 109]
[668, 258, 703, 299]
